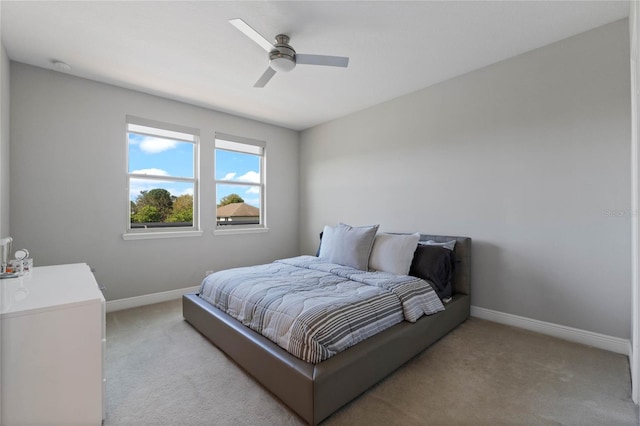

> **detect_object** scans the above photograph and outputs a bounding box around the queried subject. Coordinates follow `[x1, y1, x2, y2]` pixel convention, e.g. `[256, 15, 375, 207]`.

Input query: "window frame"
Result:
[123, 116, 202, 240]
[214, 132, 266, 234]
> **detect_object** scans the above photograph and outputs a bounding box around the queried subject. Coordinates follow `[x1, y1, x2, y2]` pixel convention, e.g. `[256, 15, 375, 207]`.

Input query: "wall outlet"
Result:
[205, 270, 214, 276]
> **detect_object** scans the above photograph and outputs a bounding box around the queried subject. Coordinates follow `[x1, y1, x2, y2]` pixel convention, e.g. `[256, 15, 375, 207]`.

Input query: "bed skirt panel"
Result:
[182, 294, 315, 420]
[183, 293, 470, 424]
[312, 293, 470, 423]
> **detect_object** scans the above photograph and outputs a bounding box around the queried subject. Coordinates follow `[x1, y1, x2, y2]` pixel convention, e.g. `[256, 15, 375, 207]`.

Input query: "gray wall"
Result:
[1, 43, 9, 238]
[300, 20, 631, 338]
[10, 63, 299, 301]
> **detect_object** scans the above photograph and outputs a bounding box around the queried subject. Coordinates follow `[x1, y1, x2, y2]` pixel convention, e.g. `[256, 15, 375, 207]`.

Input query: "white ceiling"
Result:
[0, 1, 630, 131]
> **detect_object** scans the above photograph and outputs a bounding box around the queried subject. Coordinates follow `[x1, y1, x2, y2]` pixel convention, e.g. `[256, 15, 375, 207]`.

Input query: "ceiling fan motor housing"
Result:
[269, 34, 296, 72]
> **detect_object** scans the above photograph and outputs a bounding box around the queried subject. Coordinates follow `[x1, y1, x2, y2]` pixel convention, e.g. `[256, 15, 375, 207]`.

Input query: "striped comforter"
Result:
[198, 256, 445, 364]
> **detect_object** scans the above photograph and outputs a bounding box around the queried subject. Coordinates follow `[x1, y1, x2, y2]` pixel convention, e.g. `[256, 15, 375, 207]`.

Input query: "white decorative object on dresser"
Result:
[1, 263, 105, 425]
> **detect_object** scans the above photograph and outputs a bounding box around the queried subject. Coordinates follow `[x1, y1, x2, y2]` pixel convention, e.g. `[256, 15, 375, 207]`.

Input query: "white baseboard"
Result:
[471, 306, 630, 356]
[106, 293, 630, 355]
[106, 286, 199, 313]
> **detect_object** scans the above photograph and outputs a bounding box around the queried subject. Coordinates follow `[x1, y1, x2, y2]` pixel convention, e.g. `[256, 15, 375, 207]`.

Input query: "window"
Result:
[215, 133, 265, 230]
[125, 116, 199, 237]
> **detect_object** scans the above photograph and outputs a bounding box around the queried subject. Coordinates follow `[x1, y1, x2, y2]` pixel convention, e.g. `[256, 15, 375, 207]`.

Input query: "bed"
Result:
[183, 232, 471, 425]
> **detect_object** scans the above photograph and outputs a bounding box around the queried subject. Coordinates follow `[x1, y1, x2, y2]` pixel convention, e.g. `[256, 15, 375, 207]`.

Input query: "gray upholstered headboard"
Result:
[418, 234, 471, 296]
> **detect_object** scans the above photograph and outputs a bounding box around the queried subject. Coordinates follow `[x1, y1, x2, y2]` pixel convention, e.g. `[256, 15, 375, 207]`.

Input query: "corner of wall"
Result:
[628, 0, 639, 404]
[0, 42, 10, 238]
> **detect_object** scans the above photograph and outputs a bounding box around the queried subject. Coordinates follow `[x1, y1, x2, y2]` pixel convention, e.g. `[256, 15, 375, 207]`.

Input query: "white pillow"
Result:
[318, 225, 336, 259]
[369, 233, 421, 275]
[419, 239, 456, 251]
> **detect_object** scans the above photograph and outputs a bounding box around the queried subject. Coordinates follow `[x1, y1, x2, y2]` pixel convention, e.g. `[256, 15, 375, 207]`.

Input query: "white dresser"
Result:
[1, 263, 105, 425]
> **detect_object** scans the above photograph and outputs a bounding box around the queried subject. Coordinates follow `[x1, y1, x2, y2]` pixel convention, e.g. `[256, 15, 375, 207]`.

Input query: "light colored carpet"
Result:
[105, 299, 638, 425]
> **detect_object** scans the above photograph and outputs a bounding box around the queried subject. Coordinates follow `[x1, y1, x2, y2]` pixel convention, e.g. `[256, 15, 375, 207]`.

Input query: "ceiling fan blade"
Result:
[254, 67, 276, 88]
[296, 54, 349, 68]
[229, 18, 275, 52]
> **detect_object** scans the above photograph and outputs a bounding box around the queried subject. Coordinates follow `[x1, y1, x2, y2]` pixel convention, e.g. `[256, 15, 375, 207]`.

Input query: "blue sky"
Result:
[128, 133, 261, 207]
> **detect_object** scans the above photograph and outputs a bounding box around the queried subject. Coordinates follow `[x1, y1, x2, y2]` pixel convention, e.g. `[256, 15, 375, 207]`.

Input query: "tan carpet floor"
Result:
[105, 299, 639, 425]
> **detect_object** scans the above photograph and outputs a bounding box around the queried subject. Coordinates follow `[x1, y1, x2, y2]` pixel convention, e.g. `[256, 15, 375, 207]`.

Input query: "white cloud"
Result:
[222, 171, 259, 183]
[131, 168, 169, 176]
[246, 187, 260, 195]
[238, 171, 260, 183]
[140, 137, 179, 154]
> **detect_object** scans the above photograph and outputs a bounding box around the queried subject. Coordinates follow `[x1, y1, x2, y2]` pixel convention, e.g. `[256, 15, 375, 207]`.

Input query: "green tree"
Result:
[134, 188, 173, 221]
[167, 194, 193, 223]
[218, 193, 244, 207]
[131, 205, 162, 223]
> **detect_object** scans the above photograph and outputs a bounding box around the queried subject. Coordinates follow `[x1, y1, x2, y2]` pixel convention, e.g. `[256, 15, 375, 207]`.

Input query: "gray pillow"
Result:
[329, 223, 379, 270]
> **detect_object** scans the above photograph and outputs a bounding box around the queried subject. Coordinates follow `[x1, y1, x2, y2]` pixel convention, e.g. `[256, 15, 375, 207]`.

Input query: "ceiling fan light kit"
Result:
[269, 35, 296, 73]
[229, 18, 349, 87]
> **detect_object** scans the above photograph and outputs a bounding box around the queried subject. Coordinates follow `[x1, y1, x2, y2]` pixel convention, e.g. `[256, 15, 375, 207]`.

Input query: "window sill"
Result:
[213, 227, 269, 236]
[122, 230, 204, 241]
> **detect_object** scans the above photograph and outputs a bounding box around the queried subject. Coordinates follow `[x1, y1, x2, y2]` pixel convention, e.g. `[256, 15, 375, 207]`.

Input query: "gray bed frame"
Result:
[183, 234, 471, 425]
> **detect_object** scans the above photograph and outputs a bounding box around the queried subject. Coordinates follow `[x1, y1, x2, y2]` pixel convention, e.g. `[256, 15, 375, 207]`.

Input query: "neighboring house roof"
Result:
[216, 202, 259, 217]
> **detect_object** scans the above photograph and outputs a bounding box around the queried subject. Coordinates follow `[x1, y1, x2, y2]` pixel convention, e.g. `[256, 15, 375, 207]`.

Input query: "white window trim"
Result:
[124, 116, 201, 239]
[214, 132, 266, 232]
[213, 227, 269, 236]
[122, 230, 204, 241]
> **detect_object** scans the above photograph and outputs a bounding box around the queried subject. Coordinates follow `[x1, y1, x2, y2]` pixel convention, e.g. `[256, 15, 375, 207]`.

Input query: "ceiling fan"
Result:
[229, 18, 349, 88]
